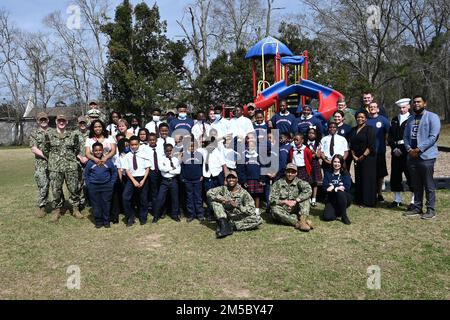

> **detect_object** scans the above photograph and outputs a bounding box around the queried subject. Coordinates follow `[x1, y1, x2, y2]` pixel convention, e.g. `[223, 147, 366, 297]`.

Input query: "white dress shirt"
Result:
[320, 134, 348, 160]
[122, 149, 151, 177]
[191, 121, 212, 142]
[228, 116, 255, 139]
[210, 118, 230, 139]
[292, 145, 306, 167]
[156, 136, 175, 155]
[145, 121, 162, 134]
[158, 155, 181, 178]
[127, 126, 141, 136]
[199, 147, 226, 177]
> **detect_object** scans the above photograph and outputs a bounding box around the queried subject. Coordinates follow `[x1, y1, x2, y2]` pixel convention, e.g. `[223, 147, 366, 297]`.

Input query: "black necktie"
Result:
[330, 135, 335, 155]
[153, 148, 158, 172]
[133, 152, 138, 170]
[205, 150, 210, 172]
[201, 121, 206, 142]
[191, 152, 195, 164]
[155, 121, 159, 137]
[169, 157, 174, 169]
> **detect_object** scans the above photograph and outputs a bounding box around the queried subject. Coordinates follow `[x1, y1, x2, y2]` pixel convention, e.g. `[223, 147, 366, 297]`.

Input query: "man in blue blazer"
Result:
[403, 95, 441, 219]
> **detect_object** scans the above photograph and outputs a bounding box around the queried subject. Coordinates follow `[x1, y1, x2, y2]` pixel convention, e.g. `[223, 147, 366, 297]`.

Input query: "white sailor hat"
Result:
[395, 98, 411, 107]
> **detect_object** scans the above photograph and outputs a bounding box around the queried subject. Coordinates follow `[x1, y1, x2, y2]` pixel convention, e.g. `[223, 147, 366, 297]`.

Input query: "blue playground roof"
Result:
[245, 36, 294, 59]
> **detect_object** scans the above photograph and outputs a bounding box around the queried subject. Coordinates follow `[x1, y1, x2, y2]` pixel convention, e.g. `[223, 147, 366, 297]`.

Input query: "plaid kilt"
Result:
[310, 159, 323, 185]
[297, 166, 312, 183]
[246, 179, 264, 194]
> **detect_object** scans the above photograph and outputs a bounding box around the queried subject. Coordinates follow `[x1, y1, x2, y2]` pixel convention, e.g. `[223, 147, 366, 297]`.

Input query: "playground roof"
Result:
[245, 36, 294, 59]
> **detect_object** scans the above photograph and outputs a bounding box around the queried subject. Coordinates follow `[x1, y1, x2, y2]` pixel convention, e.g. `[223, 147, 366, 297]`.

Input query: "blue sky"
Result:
[2, 0, 297, 40]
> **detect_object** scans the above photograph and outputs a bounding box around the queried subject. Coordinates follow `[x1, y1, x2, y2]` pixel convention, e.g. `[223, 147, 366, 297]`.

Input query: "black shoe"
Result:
[173, 216, 181, 222]
[406, 204, 415, 211]
[126, 219, 135, 227]
[186, 216, 195, 223]
[341, 214, 351, 225]
[104, 223, 111, 228]
[152, 217, 159, 224]
[140, 220, 147, 225]
[111, 219, 119, 224]
[95, 224, 102, 229]
[388, 201, 402, 208]
[197, 216, 205, 222]
[160, 214, 166, 219]
[377, 194, 385, 202]
[421, 209, 436, 220]
[403, 208, 422, 217]
[216, 218, 234, 238]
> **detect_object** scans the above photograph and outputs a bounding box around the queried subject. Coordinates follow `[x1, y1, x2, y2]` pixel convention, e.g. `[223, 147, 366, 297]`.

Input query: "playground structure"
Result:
[244, 36, 344, 121]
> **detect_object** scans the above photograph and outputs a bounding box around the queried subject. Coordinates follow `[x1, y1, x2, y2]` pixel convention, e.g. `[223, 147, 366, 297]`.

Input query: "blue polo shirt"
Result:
[367, 115, 390, 154]
[336, 123, 352, 141]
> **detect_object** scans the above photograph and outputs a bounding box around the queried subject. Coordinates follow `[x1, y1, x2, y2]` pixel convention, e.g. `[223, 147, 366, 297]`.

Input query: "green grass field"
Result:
[0, 148, 449, 300]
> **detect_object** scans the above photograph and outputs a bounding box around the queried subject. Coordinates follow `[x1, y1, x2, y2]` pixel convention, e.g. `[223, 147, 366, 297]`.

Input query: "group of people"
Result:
[29, 93, 441, 238]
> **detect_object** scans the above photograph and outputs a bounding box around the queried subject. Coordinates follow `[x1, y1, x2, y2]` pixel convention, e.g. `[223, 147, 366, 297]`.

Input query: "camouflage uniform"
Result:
[269, 177, 312, 226]
[44, 129, 82, 210]
[29, 127, 54, 208]
[207, 184, 263, 230]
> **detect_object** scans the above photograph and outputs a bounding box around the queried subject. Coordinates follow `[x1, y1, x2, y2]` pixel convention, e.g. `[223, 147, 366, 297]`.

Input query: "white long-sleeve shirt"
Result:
[158, 155, 181, 178]
[228, 116, 255, 139]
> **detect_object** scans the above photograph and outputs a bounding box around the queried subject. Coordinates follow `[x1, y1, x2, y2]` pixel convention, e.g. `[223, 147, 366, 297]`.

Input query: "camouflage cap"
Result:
[78, 115, 88, 123]
[56, 114, 68, 121]
[226, 170, 238, 178]
[87, 109, 100, 118]
[285, 163, 298, 172]
[36, 112, 49, 120]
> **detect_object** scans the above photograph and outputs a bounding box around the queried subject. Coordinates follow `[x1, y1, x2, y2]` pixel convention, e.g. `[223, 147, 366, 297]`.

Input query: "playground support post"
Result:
[252, 59, 257, 99]
[301, 50, 309, 107]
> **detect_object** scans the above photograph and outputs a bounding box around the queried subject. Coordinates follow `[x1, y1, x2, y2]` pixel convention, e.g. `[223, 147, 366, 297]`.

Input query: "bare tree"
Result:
[21, 32, 64, 109]
[0, 10, 29, 143]
[211, 0, 264, 51]
[177, 0, 213, 77]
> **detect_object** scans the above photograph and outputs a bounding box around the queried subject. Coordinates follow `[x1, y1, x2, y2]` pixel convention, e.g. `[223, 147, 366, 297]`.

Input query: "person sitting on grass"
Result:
[207, 171, 263, 238]
[84, 142, 118, 228]
[322, 154, 352, 225]
[269, 163, 313, 232]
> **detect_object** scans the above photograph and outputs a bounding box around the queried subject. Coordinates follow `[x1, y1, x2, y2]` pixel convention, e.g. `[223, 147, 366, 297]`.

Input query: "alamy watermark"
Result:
[66, 265, 81, 290]
[366, 5, 381, 30]
[367, 265, 381, 290]
[66, 4, 81, 30]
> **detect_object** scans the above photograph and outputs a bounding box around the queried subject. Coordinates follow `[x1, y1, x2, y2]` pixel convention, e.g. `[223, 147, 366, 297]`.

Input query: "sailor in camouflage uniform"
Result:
[87, 101, 108, 125]
[269, 163, 314, 232]
[207, 170, 263, 238]
[44, 114, 84, 221]
[30, 112, 54, 218]
[74, 116, 90, 209]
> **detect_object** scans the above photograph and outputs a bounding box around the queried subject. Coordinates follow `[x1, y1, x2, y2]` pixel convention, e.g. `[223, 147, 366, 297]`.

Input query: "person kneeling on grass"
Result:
[269, 163, 313, 232]
[322, 154, 352, 225]
[84, 142, 118, 228]
[207, 171, 263, 238]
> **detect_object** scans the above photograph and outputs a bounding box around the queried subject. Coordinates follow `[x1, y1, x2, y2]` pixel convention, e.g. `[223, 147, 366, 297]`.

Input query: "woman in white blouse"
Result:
[85, 120, 117, 165]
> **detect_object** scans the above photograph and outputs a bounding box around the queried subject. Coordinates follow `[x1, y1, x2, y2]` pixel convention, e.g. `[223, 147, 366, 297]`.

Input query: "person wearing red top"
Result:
[289, 133, 313, 183]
